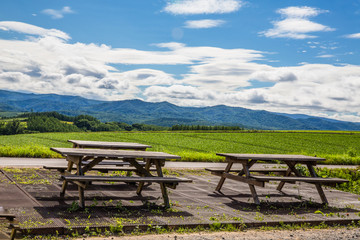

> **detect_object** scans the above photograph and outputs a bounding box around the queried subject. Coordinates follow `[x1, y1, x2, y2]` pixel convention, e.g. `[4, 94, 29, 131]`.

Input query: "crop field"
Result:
[0, 131, 360, 164]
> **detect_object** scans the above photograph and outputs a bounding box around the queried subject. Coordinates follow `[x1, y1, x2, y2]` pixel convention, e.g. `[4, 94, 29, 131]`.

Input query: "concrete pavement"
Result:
[0, 157, 357, 169]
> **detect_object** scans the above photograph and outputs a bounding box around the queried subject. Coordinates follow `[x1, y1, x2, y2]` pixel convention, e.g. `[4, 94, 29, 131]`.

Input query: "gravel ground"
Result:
[79, 228, 360, 240]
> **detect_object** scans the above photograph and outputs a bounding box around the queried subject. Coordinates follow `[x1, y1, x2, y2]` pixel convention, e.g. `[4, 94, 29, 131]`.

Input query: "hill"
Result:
[1, 89, 360, 130]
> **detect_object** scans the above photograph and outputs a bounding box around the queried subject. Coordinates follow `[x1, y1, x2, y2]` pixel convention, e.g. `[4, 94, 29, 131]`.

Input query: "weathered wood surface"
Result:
[61, 175, 192, 183]
[68, 140, 151, 150]
[216, 153, 325, 162]
[0, 213, 18, 240]
[213, 153, 344, 205]
[211, 171, 264, 187]
[82, 160, 145, 166]
[251, 175, 349, 183]
[0, 213, 16, 221]
[51, 148, 181, 160]
[205, 167, 287, 174]
[43, 165, 156, 173]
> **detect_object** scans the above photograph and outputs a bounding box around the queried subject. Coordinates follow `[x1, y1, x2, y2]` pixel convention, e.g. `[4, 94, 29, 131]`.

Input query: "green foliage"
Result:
[1, 112, 167, 135]
[27, 116, 80, 133]
[0, 145, 60, 158]
[18, 111, 74, 121]
[315, 167, 360, 194]
[0, 120, 25, 135]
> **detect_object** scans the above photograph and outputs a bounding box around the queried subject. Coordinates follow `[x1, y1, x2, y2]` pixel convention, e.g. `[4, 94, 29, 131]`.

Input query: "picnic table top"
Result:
[68, 140, 152, 149]
[51, 147, 181, 160]
[216, 153, 326, 162]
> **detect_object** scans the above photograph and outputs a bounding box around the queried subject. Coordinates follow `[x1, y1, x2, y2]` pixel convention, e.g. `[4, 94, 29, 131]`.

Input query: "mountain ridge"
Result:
[0, 89, 359, 130]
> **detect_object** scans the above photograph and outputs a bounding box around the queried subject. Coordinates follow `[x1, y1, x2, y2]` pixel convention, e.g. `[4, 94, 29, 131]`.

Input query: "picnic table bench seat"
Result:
[205, 167, 287, 175]
[250, 175, 348, 185]
[0, 213, 19, 240]
[61, 175, 192, 183]
[43, 165, 155, 173]
[61, 175, 192, 189]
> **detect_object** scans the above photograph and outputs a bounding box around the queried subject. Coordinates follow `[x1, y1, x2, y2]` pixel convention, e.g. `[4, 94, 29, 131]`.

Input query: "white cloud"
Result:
[261, 6, 335, 39]
[316, 54, 334, 58]
[278, 6, 326, 18]
[145, 63, 360, 122]
[0, 21, 70, 40]
[184, 19, 225, 28]
[1, 21, 360, 122]
[42, 6, 74, 19]
[163, 0, 242, 15]
[345, 33, 360, 39]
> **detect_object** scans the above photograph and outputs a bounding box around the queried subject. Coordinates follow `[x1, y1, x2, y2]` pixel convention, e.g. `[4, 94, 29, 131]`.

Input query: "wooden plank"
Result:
[277, 167, 293, 191]
[137, 159, 153, 195]
[51, 147, 181, 160]
[60, 160, 74, 196]
[212, 172, 264, 187]
[61, 175, 192, 183]
[251, 175, 348, 183]
[215, 161, 233, 191]
[43, 165, 156, 172]
[68, 140, 152, 150]
[0, 213, 16, 221]
[276, 161, 299, 191]
[81, 157, 104, 173]
[82, 160, 145, 166]
[216, 153, 325, 162]
[0, 213, 18, 240]
[205, 168, 287, 173]
[307, 163, 328, 204]
[155, 159, 170, 208]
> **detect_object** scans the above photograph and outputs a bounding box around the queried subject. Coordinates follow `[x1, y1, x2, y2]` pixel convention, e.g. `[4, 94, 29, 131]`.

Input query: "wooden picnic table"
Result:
[0, 210, 18, 240]
[50, 147, 191, 208]
[68, 140, 152, 151]
[207, 153, 348, 205]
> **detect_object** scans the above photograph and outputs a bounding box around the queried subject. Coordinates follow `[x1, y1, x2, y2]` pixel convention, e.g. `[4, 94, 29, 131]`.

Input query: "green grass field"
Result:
[0, 131, 359, 164]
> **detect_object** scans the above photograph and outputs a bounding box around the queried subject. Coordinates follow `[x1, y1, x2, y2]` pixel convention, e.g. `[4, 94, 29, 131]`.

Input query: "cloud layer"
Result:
[262, 6, 335, 39]
[163, 0, 242, 15]
[1, 21, 360, 122]
[42, 6, 74, 19]
[184, 19, 225, 28]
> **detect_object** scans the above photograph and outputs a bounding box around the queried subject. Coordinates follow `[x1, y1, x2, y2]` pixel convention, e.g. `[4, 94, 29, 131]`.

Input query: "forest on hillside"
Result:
[0, 112, 165, 135]
[0, 111, 243, 135]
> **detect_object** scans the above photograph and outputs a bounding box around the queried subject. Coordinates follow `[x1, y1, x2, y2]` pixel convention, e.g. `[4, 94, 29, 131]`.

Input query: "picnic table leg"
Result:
[154, 160, 170, 208]
[276, 168, 292, 191]
[242, 163, 260, 205]
[78, 186, 85, 208]
[276, 162, 301, 191]
[237, 160, 257, 176]
[10, 228, 16, 240]
[76, 160, 86, 208]
[306, 163, 328, 204]
[215, 161, 233, 192]
[60, 161, 73, 196]
[137, 159, 152, 195]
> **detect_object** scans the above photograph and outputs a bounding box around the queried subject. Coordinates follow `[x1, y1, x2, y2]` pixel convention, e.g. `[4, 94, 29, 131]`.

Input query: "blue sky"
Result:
[1, 0, 360, 122]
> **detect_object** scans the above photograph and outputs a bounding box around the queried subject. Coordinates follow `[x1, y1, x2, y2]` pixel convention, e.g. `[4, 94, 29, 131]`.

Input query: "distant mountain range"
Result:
[1, 89, 360, 130]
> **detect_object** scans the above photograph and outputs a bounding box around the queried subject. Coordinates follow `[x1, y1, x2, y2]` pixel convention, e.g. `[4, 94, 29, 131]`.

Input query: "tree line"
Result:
[0, 111, 245, 135]
[0, 112, 165, 135]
